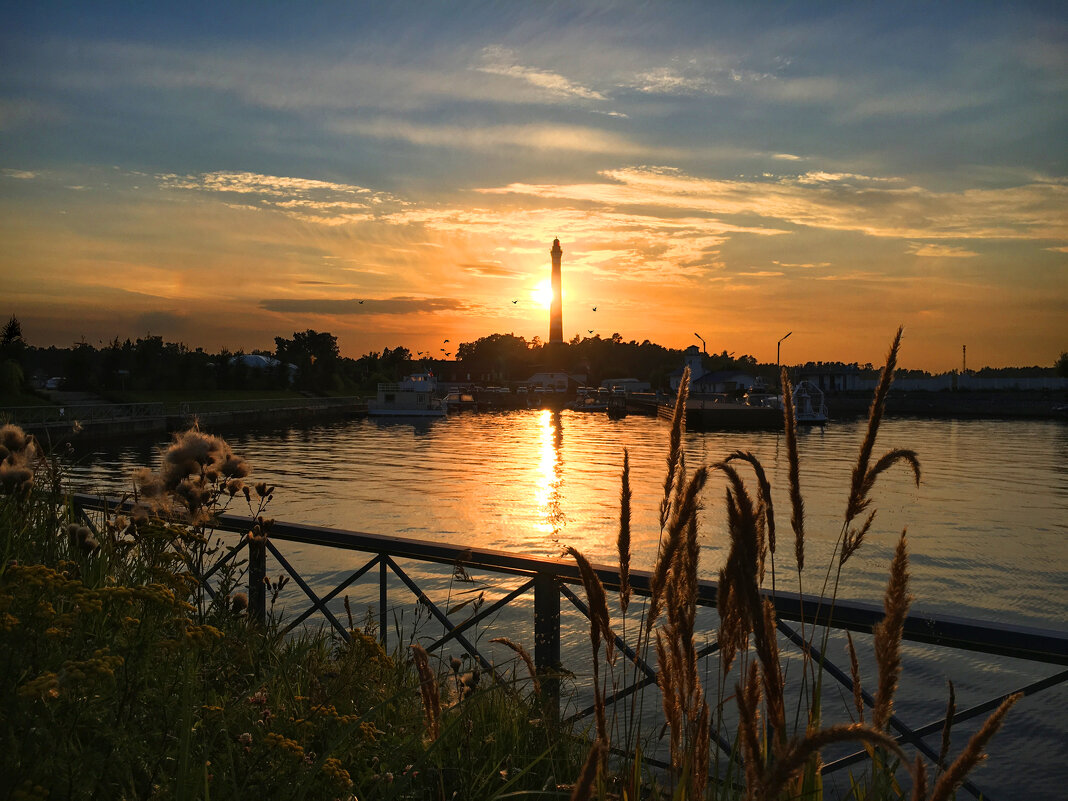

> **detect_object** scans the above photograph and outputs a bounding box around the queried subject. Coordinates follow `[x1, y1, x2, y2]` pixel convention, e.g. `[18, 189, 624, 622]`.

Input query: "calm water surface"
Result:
[71, 412, 1068, 799]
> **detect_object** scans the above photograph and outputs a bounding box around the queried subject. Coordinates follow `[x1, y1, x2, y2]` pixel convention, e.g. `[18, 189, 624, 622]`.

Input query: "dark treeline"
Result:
[2, 315, 1065, 399]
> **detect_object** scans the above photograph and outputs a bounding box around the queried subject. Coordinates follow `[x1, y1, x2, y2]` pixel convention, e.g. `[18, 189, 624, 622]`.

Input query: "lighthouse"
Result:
[549, 238, 563, 344]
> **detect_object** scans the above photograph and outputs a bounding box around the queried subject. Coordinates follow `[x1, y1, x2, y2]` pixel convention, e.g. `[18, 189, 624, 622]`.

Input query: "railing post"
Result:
[379, 556, 388, 651]
[248, 537, 266, 626]
[534, 571, 561, 717]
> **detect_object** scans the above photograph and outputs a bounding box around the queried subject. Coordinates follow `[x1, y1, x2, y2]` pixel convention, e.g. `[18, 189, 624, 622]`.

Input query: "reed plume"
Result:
[910, 755, 929, 801]
[781, 368, 806, 571]
[873, 531, 912, 730]
[570, 738, 607, 801]
[618, 448, 632, 615]
[846, 632, 864, 724]
[566, 546, 613, 744]
[929, 692, 1022, 801]
[763, 723, 910, 796]
[649, 466, 708, 625]
[410, 644, 441, 740]
[490, 636, 541, 695]
[846, 327, 902, 524]
[660, 368, 689, 530]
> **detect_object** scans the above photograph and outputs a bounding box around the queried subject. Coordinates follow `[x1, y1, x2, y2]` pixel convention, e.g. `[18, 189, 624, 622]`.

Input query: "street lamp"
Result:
[776, 331, 792, 381]
[694, 332, 707, 355]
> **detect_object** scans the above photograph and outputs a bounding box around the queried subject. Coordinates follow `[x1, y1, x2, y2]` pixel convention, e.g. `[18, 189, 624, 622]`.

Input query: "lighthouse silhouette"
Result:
[549, 238, 563, 344]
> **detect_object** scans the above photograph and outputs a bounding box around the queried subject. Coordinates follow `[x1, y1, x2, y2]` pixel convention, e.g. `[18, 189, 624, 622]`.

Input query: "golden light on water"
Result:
[534, 409, 565, 543]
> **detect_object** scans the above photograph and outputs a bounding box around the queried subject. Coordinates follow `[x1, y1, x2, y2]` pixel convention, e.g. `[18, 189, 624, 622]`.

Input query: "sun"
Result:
[531, 279, 554, 308]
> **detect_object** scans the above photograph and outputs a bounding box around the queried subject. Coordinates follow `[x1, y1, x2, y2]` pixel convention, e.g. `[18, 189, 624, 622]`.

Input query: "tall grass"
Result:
[561, 330, 1020, 800]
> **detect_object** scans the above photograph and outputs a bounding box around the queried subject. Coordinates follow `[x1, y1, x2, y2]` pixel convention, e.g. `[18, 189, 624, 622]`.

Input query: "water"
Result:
[70, 411, 1068, 799]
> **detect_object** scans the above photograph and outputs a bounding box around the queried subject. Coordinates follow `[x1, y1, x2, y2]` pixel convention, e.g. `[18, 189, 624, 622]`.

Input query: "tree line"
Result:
[2, 315, 1065, 400]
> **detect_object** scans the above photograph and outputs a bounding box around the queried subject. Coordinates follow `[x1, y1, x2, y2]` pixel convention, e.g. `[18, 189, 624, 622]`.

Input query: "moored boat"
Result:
[367, 373, 446, 417]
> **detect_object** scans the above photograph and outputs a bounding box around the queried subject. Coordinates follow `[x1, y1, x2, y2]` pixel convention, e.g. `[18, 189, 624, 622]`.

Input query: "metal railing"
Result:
[71, 492, 1068, 799]
[2, 403, 165, 425]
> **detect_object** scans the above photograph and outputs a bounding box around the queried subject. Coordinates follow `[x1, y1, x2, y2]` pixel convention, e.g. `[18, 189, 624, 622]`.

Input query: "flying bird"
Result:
[591, 306, 598, 311]
[358, 300, 364, 304]
[444, 339, 450, 343]
[511, 299, 518, 304]
[588, 329, 594, 334]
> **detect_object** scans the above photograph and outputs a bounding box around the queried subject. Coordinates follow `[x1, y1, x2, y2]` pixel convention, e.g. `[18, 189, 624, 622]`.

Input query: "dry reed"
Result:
[780, 368, 806, 571]
[873, 531, 912, 730]
[490, 636, 541, 696]
[410, 643, 441, 740]
[928, 692, 1022, 801]
[570, 738, 607, 801]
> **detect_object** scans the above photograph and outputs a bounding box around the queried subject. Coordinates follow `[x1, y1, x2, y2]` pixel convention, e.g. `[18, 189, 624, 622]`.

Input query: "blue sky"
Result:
[2, 1, 1065, 370]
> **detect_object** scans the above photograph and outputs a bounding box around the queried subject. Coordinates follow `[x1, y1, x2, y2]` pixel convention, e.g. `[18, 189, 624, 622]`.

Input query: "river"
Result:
[69, 411, 1067, 799]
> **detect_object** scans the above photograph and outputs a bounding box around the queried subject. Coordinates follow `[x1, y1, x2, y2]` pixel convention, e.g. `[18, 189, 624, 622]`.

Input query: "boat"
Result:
[367, 373, 446, 417]
[567, 387, 608, 412]
[442, 390, 478, 413]
[792, 381, 829, 425]
[743, 381, 829, 426]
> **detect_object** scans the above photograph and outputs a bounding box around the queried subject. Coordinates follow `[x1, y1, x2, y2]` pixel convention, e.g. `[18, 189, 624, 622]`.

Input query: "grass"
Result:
[0, 329, 1021, 800]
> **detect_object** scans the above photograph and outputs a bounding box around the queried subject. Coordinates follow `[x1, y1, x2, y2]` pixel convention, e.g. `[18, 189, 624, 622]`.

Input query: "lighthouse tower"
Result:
[549, 238, 563, 344]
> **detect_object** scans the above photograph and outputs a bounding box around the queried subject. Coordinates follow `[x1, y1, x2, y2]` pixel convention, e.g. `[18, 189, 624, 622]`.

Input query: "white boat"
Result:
[367, 373, 446, 417]
[792, 380, 828, 425]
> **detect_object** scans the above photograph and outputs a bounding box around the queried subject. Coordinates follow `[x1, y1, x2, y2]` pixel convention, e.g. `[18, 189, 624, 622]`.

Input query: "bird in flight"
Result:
[588, 329, 594, 334]
[358, 300, 364, 304]
[591, 306, 598, 311]
[511, 299, 518, 304]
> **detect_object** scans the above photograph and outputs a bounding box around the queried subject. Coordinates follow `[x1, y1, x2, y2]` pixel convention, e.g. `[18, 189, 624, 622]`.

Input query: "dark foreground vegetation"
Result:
[0, 329, 1024, 800]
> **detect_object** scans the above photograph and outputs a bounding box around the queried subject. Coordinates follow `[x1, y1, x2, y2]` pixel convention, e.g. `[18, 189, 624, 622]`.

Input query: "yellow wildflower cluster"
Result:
[59, 649, 124, 683]
[181, 623, 224, 647]
[18, 672, 60, 700]
[321, 757, 353, 789]
[263, 731, 305, 760]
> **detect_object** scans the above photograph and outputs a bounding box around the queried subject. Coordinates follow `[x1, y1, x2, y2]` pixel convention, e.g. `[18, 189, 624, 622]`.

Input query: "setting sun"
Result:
[531, 279, 554, 309]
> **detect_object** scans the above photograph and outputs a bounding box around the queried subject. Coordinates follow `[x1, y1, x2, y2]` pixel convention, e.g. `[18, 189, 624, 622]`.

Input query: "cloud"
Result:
[907, 243, 979, 258]
[628, 67, 716, 95]
[157, 170, 403, 224]
[459, 262, 522, 278]
[2, 169, 37, 180]
[330, 117, 640, 155]
[772, 153, 802, 161]
[480, 166, 1068, 241]
[135, 310, 187, 335]
[259, 297, 469, 315]
[476, 46, 605, 100]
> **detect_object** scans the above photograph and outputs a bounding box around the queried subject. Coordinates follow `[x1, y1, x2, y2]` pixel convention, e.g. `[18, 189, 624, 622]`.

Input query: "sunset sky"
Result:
[2, 2, 1065, 372]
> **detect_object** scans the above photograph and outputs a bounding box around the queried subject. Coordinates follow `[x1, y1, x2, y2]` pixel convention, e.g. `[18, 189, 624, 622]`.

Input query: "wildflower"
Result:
[231, 592, 248, 613]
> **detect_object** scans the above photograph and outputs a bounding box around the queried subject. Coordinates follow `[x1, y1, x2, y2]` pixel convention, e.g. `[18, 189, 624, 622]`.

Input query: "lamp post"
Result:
[694, 332, 706, 355]
[776, 331, 792, 383]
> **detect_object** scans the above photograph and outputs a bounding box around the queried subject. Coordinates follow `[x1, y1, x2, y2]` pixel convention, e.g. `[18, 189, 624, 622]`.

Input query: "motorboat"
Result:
[367, 373, 446, 417]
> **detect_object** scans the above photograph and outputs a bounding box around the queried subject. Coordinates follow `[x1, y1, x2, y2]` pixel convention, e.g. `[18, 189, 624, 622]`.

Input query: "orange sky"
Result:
[2, 4, 1065, 372]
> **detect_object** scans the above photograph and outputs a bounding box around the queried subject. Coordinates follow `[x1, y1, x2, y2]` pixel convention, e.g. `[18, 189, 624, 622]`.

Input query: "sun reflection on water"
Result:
[534, 409, 566, 546]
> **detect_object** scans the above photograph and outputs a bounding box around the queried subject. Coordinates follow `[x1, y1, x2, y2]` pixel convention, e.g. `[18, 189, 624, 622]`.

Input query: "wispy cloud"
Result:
[908, 243, 979, 258]
[259, 296, 469, 315]
[482, 166, 1068, 241]
[330, 117, 640, 154]
[157, 170, 404, 223]
[2, 168, 38, 180]
[459, 262, 522, 278]
[476, 46, 605, 100]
